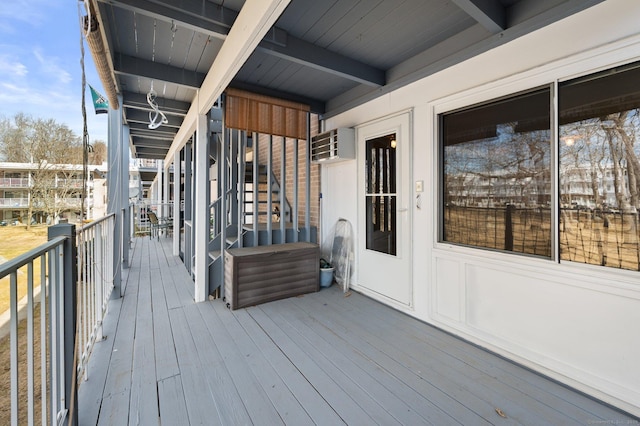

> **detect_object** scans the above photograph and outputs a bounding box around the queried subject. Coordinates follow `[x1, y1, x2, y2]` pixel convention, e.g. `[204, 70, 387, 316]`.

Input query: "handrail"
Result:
[75, 215, 115, 383]
[78, 212, 115, 232]
[2, 217, 117, 426]
[1, 229, 71, 425]
[0, 236, 66, 275]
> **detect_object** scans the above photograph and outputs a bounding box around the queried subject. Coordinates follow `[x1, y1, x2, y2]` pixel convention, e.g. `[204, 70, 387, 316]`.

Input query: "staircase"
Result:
[206, 126, 316, 298]
[243, 162, 290, 226]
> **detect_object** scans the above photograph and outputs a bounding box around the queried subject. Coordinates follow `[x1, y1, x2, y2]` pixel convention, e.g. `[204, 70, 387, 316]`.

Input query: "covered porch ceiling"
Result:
[88, 0, 604, 161]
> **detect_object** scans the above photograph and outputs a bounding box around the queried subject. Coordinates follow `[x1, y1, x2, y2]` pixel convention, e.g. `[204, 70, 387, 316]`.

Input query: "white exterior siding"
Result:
[321, 0, 640, 415]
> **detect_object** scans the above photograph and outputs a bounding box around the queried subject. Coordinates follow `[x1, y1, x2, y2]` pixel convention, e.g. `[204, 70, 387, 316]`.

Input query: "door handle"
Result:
[398, 208, 408, 212]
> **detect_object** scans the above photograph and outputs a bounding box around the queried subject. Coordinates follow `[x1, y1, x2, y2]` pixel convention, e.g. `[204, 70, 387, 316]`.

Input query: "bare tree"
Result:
[90, 140, 107, 165]
[0, 114, 83, 228]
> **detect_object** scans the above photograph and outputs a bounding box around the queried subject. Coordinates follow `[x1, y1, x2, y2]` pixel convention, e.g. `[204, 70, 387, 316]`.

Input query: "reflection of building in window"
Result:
[439, 61, 640, 271]
[440, 87, 552, 257]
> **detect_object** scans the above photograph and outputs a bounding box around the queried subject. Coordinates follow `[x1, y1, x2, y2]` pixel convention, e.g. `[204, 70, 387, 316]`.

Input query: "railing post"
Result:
[48, 224, 78, 426]
[505, 204, 514, 251]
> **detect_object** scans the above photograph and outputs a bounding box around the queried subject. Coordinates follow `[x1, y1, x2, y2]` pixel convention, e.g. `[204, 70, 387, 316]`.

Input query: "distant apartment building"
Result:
[0, 162, 109, 224]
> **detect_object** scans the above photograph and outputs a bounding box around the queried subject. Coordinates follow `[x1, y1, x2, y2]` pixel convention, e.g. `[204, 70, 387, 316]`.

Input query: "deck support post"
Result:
[194, 113, 209, 302]
[173, 149, 181, 256]
[163, 160, 170, 219]
[107, 95, 127, 296]
[48, 223, 78, 426]
[157, 160, 163, 210]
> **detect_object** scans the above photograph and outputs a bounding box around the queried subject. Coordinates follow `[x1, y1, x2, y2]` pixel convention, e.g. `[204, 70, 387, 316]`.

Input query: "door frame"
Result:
[355, 109, 414, 308]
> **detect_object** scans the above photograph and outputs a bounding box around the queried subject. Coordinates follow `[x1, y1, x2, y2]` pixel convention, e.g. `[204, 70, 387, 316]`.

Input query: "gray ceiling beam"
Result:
[114, 53, 205, 89]
[128, 126, 178, 141]
[129, 130, 177, 143]
[125, 109, 183, 128]
[136, 152, 165, 160]
[97, 0, 232, 39]
[133, 138, 171, 151]
[123, 91, 189, 116]
[326, 0, 604, 118]
[256, 35, 385, 87]
[451, 0, 506, 33]
[134, 146, 170, 155]
[103, 0, 384, 86]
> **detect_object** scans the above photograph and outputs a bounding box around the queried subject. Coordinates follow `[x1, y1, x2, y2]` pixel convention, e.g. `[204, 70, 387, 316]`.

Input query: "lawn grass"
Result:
[0, 226, 48, 315]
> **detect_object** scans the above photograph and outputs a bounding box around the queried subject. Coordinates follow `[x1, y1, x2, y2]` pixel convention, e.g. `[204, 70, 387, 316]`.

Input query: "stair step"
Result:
[208, 250, 221, 261]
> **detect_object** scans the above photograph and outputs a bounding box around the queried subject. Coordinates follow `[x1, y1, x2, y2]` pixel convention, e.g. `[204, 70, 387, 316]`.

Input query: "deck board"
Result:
[340, 289, 626, 422]
[304, 291, 575, 425]
[129, 238, 159, 424]
[204, 302, 314, 425]
[77, 237, 639, 425]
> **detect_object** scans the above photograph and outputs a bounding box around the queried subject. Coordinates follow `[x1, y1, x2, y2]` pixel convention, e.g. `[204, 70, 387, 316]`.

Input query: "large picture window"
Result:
[439, 61, 640, 273]
[440, 88, 552, 257]
[559, 63, 640, 271]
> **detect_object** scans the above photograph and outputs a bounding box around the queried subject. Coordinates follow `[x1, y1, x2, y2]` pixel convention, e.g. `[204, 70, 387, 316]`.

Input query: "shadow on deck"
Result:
[77, 237, 635, 425]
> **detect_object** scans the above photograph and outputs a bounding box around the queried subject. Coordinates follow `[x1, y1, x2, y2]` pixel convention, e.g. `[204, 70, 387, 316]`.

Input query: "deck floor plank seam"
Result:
[96, 238, 144, 425]
[202, 301, 315, 425]
[180, 303, 255, 425]
[247, 306, 380, 425]
[129, 237, 160, 425]
[286, 291, 510, 425]
[231, 306, 346, 424]
[307, 291, 574, 425]
[280, 296, 461, 425]
[336, 288, 626, 422]
[151, 249, 181, 381]
[258, 300, 437, 426]
[168, 307, 220, 425]
[318, 289, 586, 425]
[195, 302, 287, 425]
[78, 237, 640, 425]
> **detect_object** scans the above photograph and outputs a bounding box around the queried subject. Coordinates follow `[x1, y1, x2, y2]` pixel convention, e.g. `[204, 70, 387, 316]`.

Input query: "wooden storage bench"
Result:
[224, 242, 319, 310]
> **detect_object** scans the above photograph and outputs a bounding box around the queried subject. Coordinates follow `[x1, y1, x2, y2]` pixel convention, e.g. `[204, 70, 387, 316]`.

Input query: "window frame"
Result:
[435, 59, 640, 277]
[437, 84, 557, 260]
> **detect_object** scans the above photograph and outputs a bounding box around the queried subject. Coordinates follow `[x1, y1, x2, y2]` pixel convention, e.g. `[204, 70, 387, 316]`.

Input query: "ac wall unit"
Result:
[311, 128, 355, 163]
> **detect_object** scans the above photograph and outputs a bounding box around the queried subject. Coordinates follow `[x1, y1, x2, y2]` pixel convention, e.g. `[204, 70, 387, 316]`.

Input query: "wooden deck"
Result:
[77, 237, 636, 425]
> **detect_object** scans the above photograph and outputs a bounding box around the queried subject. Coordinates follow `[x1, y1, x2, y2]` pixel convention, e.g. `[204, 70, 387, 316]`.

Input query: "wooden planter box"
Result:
[224, 242, 319, 310]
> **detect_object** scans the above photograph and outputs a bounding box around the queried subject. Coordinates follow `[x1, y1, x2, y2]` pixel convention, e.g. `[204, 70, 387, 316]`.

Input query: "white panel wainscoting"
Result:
[434, 257, 463, 322]
[431, 250, 640, 416]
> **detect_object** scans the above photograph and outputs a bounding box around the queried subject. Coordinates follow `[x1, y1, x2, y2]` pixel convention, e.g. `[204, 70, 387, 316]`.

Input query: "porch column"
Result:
[107, 95, 125, 297]
[194, 113, 209, 302]
[121, 125, 130, 268]
[156, 160, 163, 208]
[173, 149, 181, 255]
[163, 161, 170, 219]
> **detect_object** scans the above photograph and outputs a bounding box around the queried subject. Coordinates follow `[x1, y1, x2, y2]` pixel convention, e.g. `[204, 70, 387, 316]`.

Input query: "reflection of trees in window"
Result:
[559, 63, 640, 270]
[441, 88, 552, 257]
[366, 134, 397, 255]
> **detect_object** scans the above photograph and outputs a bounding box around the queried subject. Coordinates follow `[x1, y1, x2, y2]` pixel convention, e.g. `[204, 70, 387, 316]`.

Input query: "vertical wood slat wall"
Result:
[224, 89, 321, 231]
[225, 88, 309, 140]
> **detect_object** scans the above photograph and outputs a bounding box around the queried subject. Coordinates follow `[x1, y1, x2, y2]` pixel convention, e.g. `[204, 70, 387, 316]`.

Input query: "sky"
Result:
[0, 0, 108, 143]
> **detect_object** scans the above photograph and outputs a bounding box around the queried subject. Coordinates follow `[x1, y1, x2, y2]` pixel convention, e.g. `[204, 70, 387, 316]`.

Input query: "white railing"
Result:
[1, 227, 72, 425]
[75, 214, 115, 383]
[131, 202, 174, 237]
[0, 198, 29, 207]
[0, 177, 30, 188]
[1, 215, 116, 425]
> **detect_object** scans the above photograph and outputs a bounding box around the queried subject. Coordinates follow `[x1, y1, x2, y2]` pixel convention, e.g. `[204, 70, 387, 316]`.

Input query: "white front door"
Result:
[357, 111, 412, 306]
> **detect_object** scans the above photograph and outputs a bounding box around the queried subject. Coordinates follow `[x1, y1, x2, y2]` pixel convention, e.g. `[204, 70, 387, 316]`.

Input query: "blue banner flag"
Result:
[89, 84, 109, 114]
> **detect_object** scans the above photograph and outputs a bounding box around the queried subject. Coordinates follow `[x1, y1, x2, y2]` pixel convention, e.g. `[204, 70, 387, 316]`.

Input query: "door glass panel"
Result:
[365, 133, 397, 255]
